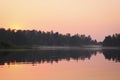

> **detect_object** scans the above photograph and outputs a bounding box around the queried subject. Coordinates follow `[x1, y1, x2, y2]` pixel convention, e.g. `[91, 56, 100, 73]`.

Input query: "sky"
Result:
[0, 0, 120, 41]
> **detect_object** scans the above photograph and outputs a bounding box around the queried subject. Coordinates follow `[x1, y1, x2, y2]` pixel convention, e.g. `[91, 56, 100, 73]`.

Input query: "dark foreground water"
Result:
[0, 49, 120, 80]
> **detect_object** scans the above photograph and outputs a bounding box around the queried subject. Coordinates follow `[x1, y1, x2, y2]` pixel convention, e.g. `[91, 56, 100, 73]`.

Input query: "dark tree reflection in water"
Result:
[0, 49, 120, 65]
[103, 49, 120, 62]
[0, 50, 97, 65]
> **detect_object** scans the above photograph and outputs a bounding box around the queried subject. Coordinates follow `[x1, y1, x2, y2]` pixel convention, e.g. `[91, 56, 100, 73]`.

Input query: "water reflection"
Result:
[0, 49, 120, 65]
[103, 49, 120, 62]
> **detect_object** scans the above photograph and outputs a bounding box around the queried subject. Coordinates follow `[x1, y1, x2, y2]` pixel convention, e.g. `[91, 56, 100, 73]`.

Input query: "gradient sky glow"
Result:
[0, 0, 120, 41]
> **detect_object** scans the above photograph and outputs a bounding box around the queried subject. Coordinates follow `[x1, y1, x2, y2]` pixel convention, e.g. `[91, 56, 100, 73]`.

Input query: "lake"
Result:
[0, 48, 120, 80]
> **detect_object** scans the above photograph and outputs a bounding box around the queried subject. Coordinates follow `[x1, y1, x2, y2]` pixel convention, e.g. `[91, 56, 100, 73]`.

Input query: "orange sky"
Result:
[0, 0, 120, 41]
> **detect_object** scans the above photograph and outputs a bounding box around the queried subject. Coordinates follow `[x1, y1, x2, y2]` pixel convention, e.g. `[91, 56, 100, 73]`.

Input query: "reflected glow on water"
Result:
[0, 50, 120, 80]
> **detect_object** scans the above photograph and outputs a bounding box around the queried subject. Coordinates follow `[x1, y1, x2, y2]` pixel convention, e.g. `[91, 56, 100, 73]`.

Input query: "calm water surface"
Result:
[0, 49, 120, 80]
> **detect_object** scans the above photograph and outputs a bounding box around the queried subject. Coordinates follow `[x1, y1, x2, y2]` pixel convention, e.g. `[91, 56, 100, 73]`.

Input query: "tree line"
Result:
[103, 33, 120, 47]
[0, 28, 97, 48]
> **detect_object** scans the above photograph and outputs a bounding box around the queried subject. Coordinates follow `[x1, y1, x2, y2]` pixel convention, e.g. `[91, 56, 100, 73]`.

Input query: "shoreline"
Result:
[0, 46, 120, 51]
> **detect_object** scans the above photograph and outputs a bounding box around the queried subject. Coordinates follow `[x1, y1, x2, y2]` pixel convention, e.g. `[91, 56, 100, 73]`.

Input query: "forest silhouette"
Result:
[0, 28, 97, 48]
[0, 28, 120, 48]
[103, 34, 120, 47]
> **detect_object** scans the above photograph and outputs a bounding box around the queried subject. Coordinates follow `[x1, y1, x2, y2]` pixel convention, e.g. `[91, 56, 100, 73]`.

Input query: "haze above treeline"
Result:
[0, 28, 120, 48]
